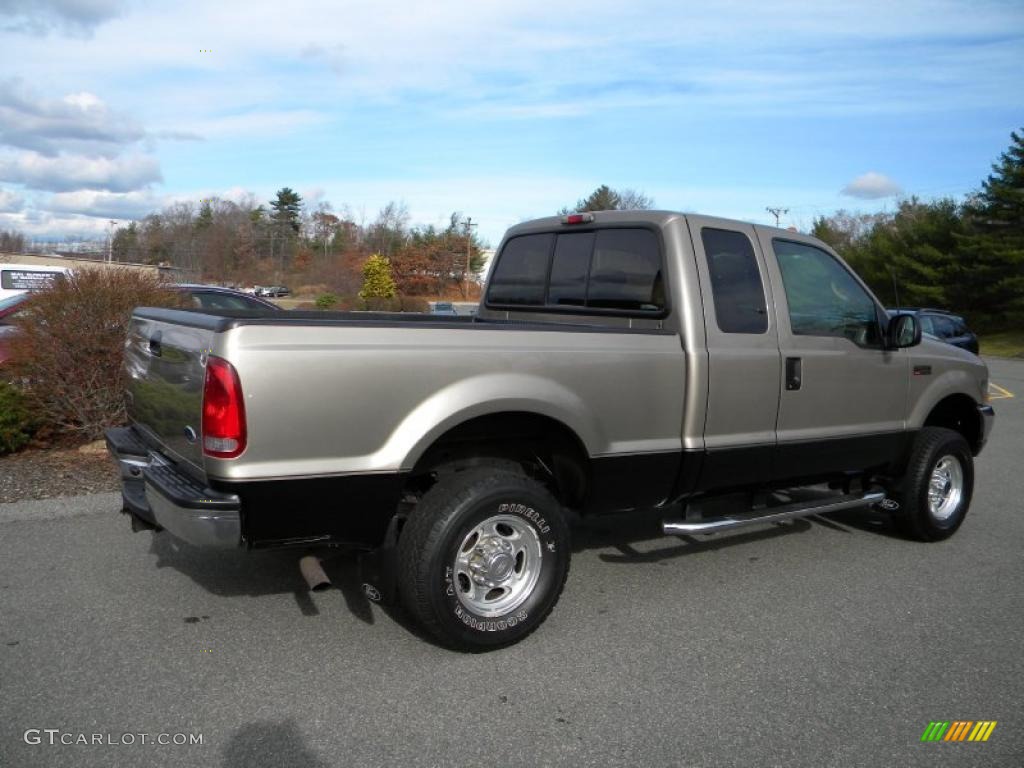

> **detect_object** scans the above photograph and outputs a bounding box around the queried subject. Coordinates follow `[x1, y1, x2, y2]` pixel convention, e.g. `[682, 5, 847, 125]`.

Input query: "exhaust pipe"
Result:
[299, 555, 332, 592]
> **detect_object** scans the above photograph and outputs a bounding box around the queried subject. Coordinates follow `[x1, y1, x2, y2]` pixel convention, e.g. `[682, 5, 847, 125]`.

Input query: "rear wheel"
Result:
[397, 466, 570, 651]
[891, 427, 974, 541]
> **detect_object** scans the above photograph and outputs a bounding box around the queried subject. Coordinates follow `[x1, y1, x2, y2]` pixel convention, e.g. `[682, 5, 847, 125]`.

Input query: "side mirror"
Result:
[887, 314, 922, 349]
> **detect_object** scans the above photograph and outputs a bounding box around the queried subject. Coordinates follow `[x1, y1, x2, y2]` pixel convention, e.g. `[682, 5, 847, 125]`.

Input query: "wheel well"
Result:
[923, 394, 982, 454]
[408, 412, 590, 507]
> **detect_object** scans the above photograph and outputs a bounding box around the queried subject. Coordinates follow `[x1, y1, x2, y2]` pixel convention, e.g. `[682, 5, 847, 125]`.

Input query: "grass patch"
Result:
[979, 328, 1024, 358]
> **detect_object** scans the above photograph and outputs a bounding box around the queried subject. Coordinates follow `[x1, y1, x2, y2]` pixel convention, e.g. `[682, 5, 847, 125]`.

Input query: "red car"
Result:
[0, 293, 27, 365]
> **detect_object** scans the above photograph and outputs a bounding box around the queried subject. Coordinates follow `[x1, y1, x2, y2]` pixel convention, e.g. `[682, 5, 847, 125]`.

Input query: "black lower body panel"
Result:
[210, 473, 407, 549]
[587, 452, 681, 512]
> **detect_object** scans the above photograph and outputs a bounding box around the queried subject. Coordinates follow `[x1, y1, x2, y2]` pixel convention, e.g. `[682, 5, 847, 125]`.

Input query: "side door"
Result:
[688, 216, 781, 490]
[756, 231, 909, 480]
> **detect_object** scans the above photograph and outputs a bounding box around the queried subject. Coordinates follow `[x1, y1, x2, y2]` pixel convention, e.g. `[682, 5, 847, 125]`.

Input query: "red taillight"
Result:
[202, 356, 246, 458]
[563, 213, 594, 225]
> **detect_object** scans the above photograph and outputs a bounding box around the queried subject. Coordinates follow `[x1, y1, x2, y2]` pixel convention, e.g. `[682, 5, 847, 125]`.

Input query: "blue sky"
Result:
[0, 0, 1022, 246]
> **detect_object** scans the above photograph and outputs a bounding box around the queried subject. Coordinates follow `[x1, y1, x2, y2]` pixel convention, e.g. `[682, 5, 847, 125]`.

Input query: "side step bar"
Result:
[662, 491, 885, 535]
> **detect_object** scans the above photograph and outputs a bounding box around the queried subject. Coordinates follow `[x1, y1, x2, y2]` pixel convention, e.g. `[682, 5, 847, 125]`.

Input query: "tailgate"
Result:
[125, 310, 220, 473]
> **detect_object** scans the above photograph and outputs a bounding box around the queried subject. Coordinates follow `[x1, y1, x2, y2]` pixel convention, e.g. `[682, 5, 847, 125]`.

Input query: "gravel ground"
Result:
[0, 444, 120, 503]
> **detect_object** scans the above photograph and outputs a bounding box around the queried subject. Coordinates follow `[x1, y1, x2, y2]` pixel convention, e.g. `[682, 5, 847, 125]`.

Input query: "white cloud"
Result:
[0, 0, 124, 37]
[0, 152, 161, 192]
[0, 187, 23, 212]
[841, 172, 903, 200]
[0, 79, 145, 157]
[47, 189, 168, 219]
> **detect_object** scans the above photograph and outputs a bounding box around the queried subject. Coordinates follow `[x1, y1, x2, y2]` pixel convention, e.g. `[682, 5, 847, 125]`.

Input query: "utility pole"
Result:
[107, 220, 116, 262]
[765, 207, 788, 228]
[463, 216, 478, 300]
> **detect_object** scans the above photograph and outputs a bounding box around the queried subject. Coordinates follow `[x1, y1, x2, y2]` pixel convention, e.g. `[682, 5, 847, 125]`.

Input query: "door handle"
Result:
[785, 357, 802, 391]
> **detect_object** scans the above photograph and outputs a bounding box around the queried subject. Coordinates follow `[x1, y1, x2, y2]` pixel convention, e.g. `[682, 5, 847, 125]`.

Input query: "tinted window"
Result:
[547, 232, 593, 306]
[487, 234, 553, 306]
[917, 314, 935, 335]
[930, 315, 956, 339]
[587, 229, 664, 311]
[773, 239, 880, 347]
[190, 291, 264, 311]
[701, 228, 768, 333]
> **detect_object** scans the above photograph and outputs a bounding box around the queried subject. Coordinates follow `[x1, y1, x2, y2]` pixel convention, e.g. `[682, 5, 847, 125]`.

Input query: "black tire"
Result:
[891, 427, 974, 541]
[397, 466, 570, 651]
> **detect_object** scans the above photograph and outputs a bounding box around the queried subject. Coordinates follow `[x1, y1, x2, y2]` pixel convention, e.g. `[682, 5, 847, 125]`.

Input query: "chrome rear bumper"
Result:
[105, 426, 241, 548]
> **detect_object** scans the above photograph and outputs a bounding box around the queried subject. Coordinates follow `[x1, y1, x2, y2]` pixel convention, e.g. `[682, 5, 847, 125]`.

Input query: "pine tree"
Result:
[358, 254, 397, 299]
[954, 129, 1024, 322]
[270, 188, 303, 233]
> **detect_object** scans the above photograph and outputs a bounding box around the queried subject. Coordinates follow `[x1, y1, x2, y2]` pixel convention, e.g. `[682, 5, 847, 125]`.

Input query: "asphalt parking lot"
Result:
[2, 358, 1022, 768]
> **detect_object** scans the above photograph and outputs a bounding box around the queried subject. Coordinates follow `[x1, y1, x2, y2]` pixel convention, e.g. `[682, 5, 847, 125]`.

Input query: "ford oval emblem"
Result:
[184, 426, 198, 444]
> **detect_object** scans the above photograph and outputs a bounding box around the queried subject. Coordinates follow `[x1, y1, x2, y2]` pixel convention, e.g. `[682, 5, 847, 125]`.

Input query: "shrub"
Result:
[9, 267, 186, 440]
[336, 295, 365, 311]
[399, 296, 430, 313]
[358, 254, 397, 299]
[364, 296, 401, 312]
[315, 293, 339, 310]
[0, 380, 36, 455]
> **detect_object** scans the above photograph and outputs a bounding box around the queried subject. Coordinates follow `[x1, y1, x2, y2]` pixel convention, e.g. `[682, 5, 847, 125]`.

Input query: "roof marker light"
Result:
[562, 213, 595, 225]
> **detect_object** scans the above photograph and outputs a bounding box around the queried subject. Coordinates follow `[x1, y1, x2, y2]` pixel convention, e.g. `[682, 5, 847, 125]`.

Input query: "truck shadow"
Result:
[142, 498, 904, 642]
[146, 533, 375, 624]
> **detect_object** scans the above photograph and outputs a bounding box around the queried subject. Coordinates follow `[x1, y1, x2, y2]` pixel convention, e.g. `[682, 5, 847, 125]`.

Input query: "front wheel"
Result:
[397, 466, 570, 651]
[891, 427, 974, 541]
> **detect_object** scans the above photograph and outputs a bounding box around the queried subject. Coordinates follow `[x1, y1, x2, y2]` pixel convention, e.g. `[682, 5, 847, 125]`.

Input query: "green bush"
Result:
[358, 254, 397, 299]
[0, 381, 36, 455]
[315, 293, 338, 310]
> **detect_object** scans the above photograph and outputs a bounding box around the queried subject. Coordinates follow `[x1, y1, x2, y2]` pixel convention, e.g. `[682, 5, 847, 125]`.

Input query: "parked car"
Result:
[107, 210, 993, 651]
[888, 308, 979, 354]
[0, 284, 279, 365]
[430, 301, 458, 316]
[0, 293, 29, 364]
[178, 284, 282, 312]
[254, 285, 290, 298]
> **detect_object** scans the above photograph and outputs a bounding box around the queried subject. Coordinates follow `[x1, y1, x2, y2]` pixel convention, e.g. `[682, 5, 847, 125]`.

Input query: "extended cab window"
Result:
[487, 234, 554, 306]
[701, 228, 768, 334]
[587, 229, 663, 311]
[488, 228, 664, 314]
[773, 239, 881, 347]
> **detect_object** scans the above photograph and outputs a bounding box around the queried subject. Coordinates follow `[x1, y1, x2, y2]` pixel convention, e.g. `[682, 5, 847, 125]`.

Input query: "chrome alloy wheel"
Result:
[928, 455, 964, 521]
[453, 515, 543, 618]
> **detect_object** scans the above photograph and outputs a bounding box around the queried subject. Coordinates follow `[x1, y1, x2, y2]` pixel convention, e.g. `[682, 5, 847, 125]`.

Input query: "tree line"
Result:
[108, 191, 488, 298]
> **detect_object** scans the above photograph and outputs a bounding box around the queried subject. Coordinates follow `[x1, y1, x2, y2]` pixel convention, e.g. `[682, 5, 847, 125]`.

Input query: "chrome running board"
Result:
[662, 491, 885, 535]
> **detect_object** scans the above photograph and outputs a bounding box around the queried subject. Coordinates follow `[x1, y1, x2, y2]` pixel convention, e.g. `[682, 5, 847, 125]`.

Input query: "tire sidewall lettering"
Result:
[441, 497, 562, 635]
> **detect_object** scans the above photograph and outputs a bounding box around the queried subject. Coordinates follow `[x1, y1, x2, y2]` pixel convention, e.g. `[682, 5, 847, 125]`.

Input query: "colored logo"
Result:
[921, 721, 997, 742]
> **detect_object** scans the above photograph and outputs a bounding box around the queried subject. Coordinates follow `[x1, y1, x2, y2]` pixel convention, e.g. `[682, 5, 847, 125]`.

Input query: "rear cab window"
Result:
[487, 228, 665, 314]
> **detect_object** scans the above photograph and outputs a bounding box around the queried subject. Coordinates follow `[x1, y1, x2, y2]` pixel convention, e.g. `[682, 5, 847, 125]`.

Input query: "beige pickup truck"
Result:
[107, 210, 994, 650]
